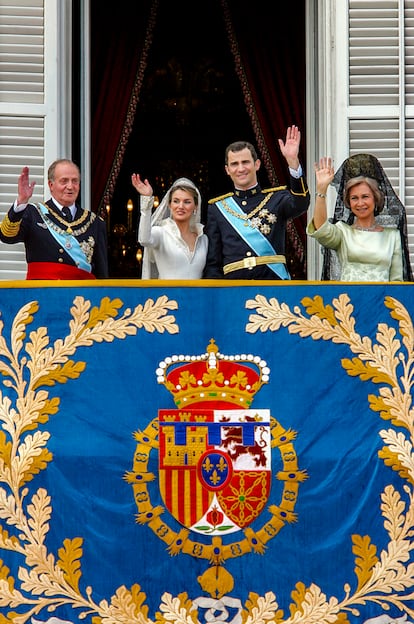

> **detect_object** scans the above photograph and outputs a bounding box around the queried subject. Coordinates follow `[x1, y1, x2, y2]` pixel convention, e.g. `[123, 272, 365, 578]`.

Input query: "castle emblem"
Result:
[129, 338, 305, 597]
[157, 339, 271, 535]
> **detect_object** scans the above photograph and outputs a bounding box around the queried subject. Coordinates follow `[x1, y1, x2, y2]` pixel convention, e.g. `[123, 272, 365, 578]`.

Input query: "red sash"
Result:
[26, 262, 96, 280]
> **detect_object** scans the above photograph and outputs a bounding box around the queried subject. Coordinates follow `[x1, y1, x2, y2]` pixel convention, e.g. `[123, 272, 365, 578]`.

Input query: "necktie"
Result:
[62, 206, 72, 221]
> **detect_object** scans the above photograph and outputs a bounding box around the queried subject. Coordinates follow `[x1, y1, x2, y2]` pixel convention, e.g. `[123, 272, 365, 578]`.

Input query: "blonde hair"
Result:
[344, 176, 385, 214]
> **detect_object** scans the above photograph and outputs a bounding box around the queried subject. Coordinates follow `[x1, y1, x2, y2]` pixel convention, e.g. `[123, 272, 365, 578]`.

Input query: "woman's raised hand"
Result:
[131, 173, 153, 197]
[314, 157, 335, 193]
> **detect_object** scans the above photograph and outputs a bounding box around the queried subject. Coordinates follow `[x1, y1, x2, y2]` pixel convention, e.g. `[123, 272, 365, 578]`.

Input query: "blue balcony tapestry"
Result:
[0, 280, 413, 624]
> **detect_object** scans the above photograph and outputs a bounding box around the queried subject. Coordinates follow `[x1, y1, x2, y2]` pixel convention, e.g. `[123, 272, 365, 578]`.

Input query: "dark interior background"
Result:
[73, 0, 306, 277]
[110, 1, 256, 223]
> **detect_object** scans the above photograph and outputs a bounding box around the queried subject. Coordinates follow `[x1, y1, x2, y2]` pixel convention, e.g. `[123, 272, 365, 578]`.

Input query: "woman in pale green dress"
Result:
[307, 154, 413, 282]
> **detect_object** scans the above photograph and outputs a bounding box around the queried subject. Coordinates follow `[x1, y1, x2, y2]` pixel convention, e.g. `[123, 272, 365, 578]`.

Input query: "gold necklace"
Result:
[37, 203, 91, 234]
[222, 193, 273, 221]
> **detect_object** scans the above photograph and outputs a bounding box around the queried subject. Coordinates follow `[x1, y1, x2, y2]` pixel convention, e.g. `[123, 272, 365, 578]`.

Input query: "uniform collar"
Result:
[50, 198, 76, 212]
[234, 184, 261, 199]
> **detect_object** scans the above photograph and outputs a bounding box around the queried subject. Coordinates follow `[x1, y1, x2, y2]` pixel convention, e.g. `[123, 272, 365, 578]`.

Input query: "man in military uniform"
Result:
[203, 125, 309, 280]
[0, 159, 108, 279]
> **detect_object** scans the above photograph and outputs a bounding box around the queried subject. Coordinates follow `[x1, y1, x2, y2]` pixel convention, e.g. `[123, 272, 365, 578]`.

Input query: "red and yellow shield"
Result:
[158, 408, 271, 535]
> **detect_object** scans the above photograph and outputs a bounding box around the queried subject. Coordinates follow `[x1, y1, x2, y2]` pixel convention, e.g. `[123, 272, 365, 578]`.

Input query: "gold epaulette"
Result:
[208, 192, 234, 204]
[262, 185, 287, 193]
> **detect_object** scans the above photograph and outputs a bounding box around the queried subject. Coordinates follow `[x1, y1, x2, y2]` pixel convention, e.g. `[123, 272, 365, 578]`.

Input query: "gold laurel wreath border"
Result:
[240, 292, 414, 624]
[0, 292, 412, 624]
[0, 294, 185, 624]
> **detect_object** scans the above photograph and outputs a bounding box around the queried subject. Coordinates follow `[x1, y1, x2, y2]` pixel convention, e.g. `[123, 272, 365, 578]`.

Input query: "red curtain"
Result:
[221, 0, 307, 275]
[90, 0, 158, 216]
[90, 0, 307, 276]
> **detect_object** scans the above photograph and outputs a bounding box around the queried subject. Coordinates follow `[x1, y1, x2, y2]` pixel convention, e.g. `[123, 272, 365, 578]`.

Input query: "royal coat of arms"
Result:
[158, 408, 271, 534]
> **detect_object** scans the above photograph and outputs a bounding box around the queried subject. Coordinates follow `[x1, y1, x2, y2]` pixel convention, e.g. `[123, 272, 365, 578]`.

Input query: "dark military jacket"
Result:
[203, 173, 309, 280]
[0, 199, 108, 278]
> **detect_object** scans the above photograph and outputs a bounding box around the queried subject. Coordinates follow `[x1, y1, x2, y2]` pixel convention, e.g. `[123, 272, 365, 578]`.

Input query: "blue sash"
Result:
[216, 197, 290, 280]
[37, 203, 92, 273]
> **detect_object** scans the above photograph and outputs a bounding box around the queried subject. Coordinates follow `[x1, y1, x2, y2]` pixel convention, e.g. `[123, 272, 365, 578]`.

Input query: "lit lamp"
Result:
[105, 204, 110, 234]
[127, 199, 133, 231]
[153, 196, 160, 208]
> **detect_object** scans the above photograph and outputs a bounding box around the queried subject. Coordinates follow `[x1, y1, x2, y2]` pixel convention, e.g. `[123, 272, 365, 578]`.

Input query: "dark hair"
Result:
[48, 159, 80, 182]
[225, 141, 258, 165]
[344, 176, 385, 215]
[168, 184, 199, 206]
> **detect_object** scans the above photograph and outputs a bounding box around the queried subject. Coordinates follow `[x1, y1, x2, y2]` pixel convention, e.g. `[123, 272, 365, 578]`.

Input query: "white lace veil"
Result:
[141, 177, 203, 279]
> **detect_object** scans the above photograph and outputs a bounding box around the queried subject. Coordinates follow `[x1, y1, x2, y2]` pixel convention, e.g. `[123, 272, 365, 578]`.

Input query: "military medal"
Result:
[222, 194, 275, 232]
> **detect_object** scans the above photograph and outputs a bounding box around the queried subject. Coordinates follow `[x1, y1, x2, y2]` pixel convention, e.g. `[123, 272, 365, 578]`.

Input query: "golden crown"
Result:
[156, 339, 269, 409]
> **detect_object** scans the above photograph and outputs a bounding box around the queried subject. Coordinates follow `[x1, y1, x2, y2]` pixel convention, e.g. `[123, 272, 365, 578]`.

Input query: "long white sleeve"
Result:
[138, 195, 157, 247]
